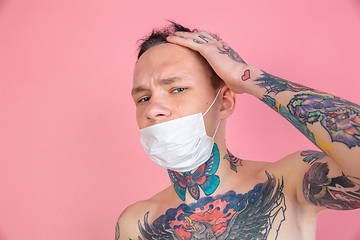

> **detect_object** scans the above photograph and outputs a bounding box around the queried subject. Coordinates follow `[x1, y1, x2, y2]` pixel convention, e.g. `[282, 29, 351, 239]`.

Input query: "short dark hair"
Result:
[136, 21, 224, 89]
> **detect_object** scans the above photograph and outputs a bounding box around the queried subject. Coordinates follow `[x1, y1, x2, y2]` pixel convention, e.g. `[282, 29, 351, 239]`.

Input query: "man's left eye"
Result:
[172, 88, 186, 93]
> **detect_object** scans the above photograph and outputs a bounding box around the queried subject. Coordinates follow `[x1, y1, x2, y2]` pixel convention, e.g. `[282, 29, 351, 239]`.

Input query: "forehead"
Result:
[133, 43, 210, 86]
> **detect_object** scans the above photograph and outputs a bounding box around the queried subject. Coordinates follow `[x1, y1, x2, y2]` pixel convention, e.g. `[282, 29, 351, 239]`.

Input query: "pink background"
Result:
[1, 0, 360, 239]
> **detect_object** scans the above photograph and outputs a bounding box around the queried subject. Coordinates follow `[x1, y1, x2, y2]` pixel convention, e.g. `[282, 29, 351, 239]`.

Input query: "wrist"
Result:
[235, 64, 263, 96]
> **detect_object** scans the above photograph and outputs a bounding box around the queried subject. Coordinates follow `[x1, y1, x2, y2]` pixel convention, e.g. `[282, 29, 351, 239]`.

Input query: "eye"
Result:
[138, 96, 150, 103]
[172, 87, 186, 93]
[337, 113, 348, 121]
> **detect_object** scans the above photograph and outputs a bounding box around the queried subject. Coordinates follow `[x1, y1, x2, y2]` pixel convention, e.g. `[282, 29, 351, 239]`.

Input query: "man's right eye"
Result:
[138, 96, 150, 103]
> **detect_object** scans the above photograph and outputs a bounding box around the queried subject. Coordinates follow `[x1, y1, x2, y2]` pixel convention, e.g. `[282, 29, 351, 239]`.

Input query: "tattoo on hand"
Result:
[301, 150, 327, 164]
[168, 144, 220, 201]
[218, 45, 245, 63]
[303, 162, 360, 210]
[224, 149, 243, 172]
[136, 172, 286, 240]
[288, 93, 360, 148]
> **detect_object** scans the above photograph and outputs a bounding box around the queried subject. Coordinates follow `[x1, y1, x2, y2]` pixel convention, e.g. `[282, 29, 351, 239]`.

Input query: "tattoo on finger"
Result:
[198, 35, 210, 43]
[193, 39, 204, 44]
[211, 35, 220, 41]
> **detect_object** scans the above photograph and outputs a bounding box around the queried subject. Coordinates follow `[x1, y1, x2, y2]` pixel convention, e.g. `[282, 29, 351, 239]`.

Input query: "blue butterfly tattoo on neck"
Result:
[167, 144, 220, 201]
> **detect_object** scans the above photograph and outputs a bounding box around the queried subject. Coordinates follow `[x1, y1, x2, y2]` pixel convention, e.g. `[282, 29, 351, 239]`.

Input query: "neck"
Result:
[167, 142, 243, 202]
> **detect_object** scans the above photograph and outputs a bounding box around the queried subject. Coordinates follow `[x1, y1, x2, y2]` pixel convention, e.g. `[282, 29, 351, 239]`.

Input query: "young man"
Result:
[116, 23, 360, 239]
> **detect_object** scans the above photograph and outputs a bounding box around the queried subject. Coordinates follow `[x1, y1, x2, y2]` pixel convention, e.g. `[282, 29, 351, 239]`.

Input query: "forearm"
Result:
[241, 65, 360, 175]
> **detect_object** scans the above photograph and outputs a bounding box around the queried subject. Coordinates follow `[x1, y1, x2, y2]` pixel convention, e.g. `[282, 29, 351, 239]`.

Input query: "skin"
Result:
[117, 31, 360, 240]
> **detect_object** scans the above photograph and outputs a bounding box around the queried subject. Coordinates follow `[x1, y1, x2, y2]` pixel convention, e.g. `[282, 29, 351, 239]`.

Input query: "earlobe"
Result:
[219, 86, 236, 119]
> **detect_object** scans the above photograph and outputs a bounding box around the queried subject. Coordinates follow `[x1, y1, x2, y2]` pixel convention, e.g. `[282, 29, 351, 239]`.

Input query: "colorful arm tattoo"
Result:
[224, 149, 243, 172]
[303, 162, 360, 210]
[261, 95, 316, 144]
[136, 172, 286, 240]
[254, 71, 360, 149]
[288, 93, 360, 148]
[168, 144, 220, 201]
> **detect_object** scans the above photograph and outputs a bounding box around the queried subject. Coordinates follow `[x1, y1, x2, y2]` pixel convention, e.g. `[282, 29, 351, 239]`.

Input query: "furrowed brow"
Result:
[131, 76, 188, 95]
[158, 77, 177, 85]
[131, 86, 147, 96]
[159, 76, 188, 85]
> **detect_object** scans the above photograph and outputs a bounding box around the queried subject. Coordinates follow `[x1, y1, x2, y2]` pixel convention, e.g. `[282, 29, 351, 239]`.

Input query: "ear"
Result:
[219, 85, 236, 120]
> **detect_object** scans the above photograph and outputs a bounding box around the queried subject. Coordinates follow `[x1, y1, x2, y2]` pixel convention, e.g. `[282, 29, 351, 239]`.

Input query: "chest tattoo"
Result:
[135, 172, 286, 240]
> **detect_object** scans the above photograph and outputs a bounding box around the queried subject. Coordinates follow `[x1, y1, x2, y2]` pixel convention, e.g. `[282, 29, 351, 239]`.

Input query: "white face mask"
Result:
[139, 88, 221, 172]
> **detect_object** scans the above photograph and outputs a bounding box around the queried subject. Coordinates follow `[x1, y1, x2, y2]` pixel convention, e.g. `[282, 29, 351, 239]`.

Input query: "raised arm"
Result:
[167, 31, 360, 210]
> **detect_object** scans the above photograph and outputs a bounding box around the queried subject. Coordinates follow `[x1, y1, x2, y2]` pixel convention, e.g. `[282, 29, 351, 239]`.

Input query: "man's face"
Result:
[132, 43, 220, 134]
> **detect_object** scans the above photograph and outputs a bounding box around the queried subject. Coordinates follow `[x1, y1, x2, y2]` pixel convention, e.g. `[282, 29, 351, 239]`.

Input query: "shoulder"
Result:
[116, 186, 176, 239]
[116, 200, 148, 239]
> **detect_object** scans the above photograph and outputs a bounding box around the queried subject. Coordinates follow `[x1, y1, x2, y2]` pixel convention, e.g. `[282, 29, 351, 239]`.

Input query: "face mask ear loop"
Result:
[212, 120, 221, 138]
[203, 88, 222, 116]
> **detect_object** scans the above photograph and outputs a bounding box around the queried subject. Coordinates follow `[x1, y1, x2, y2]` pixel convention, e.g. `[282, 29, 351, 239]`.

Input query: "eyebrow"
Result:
[131, 76, 187, 95]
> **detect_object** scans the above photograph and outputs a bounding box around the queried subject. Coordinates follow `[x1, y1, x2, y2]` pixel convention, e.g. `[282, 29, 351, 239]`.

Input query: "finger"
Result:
[196, 31, 220, 41]
[175, 31, 216, 44]
[166, 33, 204, 49]
[167, 32, 215, 48]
